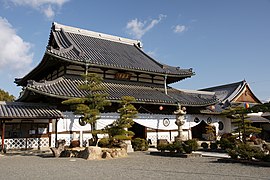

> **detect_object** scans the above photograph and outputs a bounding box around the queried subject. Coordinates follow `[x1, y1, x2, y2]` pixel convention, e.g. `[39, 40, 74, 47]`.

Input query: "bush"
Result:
[254, 151, 265, 161]
[262, 154, 270, 162]
[201, 142, 208, 149]
[131, 138, 148, 151]
[113, 135, 132, 141]
[184, 139, 199, 151]
[98, 138, 110, 147]
[166, 143, 176, 152]
[210, 142, 218, 150]
[220, 138, 234, 150]
[235, 143, 260, 160]
[157, 143, 167, 152]
[227, 149, 238, 159]
[173, 141, 184, 153]
[183, 144, 192, 154]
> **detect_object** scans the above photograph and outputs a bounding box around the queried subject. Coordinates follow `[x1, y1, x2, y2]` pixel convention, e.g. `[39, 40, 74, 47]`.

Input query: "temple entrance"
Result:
[129, 122, 146, 139]
[191, 121, 216, 140]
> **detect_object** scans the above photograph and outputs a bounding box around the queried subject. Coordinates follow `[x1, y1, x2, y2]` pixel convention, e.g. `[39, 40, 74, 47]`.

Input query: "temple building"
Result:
[200, 80, 270, 140]
[1, 22, 237, 150]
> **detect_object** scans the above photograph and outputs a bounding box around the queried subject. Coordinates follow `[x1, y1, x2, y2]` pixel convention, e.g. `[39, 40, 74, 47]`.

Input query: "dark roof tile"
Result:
[22, 76, 217, 107]
[47, 22, 193, 76]
[0, 101, 63, 119]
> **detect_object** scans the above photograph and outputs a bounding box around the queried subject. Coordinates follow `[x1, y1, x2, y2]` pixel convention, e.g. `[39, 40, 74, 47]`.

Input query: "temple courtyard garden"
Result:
[0, 150, 269, 180]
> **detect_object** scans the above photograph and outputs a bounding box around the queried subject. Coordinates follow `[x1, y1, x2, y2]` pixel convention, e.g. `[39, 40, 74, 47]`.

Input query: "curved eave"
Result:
[46, 51, 194, 79]
[19, 86, 216, 107]
[15, 53, 54, 86]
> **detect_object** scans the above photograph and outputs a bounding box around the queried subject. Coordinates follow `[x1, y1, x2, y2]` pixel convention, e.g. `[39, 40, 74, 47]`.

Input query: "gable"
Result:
[232, 86, 261, 103]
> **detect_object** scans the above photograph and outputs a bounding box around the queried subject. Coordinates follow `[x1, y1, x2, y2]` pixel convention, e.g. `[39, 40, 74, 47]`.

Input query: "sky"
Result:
[0, 0, 269, 102]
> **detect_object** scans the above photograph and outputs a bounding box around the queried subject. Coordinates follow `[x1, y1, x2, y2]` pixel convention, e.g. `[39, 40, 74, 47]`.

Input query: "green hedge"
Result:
[201, 142, 208, 149]
[131, 138, 148, 151]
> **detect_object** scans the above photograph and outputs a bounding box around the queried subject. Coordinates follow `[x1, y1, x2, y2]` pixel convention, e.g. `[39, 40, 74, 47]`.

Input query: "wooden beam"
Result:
[1, 120, 5, 153]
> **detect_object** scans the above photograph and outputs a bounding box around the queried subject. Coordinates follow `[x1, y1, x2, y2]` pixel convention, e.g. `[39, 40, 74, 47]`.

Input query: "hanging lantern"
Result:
[210, 105, 215, 110]
[159, 106, 164, 111]
[244, 102, 250, 109]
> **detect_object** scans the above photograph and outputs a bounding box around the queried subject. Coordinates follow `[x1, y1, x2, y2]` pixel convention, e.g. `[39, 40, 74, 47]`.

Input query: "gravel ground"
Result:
[0, 151, 269, 180]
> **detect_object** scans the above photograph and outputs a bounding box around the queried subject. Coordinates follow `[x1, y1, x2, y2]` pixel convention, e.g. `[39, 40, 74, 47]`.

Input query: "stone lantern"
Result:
[174, 103, 186, 142]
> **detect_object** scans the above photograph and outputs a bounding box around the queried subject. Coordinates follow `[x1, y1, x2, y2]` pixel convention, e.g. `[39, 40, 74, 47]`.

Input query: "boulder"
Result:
[78, 146, 102, 160]
[50, 139, 66, 157]
[102, 151, 112, 159]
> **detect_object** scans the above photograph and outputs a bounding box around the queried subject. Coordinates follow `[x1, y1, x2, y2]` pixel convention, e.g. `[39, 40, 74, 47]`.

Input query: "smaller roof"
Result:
[18, 75, 217, 107]
[262, 112, 270, 120]
[200, 80, 261, 103]
[200, 81, 246, 102]
[0, 101, 63, 119]
[247, 112, 270, 123]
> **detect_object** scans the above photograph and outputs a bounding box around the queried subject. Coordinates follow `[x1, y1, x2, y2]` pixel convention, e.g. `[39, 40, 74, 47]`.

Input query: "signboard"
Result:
[115, 73, 131, 80]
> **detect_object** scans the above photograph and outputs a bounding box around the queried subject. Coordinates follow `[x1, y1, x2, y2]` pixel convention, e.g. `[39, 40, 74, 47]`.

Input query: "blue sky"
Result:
[0, 0, 269, 102]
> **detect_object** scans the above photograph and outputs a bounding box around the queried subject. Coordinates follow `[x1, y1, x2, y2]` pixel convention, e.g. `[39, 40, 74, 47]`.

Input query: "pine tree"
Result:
[104, 96, 138, 140]
[62, 73, 111, 144]
[0, 89, 15, 101]
[252, 102, 270, 113]
[222, 106, 261, 143]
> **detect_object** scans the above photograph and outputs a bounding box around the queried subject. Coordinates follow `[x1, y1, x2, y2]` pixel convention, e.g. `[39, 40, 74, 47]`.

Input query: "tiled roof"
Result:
[0, 101, 63, 119]
[199, 81, 246, 102]
[21, 76, 217, 107]
[46, 22, 194, 76]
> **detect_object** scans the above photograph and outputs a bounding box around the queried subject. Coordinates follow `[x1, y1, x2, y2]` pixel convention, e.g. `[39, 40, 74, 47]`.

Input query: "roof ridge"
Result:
[199, 80, 245, 91]
[178, 89, 216, 95]
[53, 22, 141, 46]
[27, 77, 64, 87]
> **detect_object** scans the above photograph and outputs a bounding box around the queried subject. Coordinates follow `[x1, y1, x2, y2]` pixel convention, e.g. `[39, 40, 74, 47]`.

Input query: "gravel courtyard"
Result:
[0, 151, 269, 180]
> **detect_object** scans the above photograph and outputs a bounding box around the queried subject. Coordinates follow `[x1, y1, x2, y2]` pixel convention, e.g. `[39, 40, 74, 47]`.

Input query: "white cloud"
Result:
[43, 4, 54, 19]
[126, 14, 167, 39]
[173, 25, 187, 33]
[6, 0, 69, 19]
[0, 17, 33, 76]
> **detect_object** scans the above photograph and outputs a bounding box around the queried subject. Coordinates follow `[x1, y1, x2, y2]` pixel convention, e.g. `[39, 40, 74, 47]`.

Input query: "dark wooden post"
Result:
[48, 119, 52, 147]
[55, 119, 58, 147]
[1, 120, 5, 153]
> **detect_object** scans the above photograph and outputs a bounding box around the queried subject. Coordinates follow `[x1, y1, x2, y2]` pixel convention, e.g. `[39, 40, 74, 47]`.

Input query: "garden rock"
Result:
[78, 146, 102, 160]
[50, 139, 66, 157]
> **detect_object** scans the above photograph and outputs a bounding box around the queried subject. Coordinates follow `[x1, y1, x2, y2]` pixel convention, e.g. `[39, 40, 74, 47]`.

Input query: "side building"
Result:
[199, 80, 269, 140]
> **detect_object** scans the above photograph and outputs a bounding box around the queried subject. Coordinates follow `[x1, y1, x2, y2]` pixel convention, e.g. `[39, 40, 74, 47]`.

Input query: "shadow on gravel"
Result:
[214, 158, 270, 167]
[2, 150, 54, 158]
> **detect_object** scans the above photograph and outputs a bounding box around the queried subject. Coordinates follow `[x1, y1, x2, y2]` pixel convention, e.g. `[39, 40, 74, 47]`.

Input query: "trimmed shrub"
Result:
[237, 144, 254, 160]
[157, 143, 167, 152]
[183, 144, 192, 154]
[235, 143, 260, 160]
[262, 154, 270, 162]
[254, 151, 265, 161]
[98, 138, 110, 147]
[185, 139, 199, 151]
[220, 138, 234, 150]
[201, 142, 208, 149]
[131, 138, 149, 151]
[210, 142, 218, 150]
[166, 143, 176, 152]
[113, 135, 132, 141]
[227, 149, 238, 159]
[173, 141, 184, 153]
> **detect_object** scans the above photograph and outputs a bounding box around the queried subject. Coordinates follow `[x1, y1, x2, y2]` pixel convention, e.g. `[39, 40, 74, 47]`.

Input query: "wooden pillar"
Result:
[1, 120, 5, 153]
[55, 119, 58, 147]
[48, 119, 52, 147]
